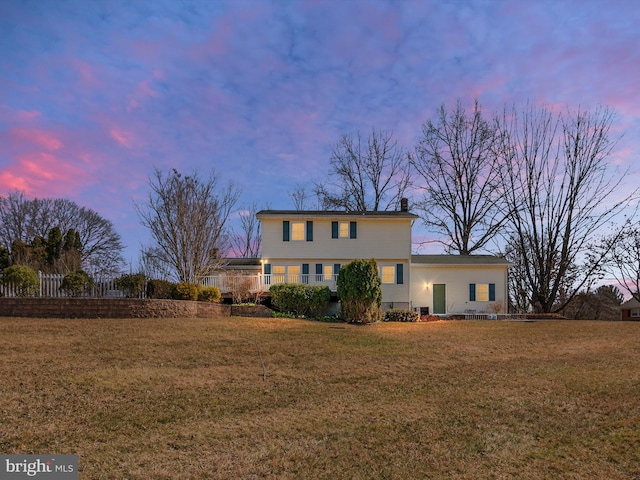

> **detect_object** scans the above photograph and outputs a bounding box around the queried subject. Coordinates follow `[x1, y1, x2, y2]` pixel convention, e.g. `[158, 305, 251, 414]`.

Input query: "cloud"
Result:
[10, 128, 63, 151]
[109, 128, 134, 148]
[0, 151, 94, 197]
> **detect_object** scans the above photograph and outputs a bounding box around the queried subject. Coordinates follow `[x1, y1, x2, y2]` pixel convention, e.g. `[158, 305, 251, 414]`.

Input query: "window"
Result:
[291, 222, 305, 241]
[273, 265, 285, 283]
[469, 283, 496, 301]
[381, 266, 395, 284]
[380, 264, 404, 284]
[476, 283, 489, 301]
[339, 222, 349, 238]
[288, 265, 300, 283]
[631, 309, 640, 318]
[323, 265, 333, 281]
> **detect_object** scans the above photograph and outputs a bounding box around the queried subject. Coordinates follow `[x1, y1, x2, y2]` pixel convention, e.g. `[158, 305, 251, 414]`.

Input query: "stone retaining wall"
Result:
[0, 298, 267, 319]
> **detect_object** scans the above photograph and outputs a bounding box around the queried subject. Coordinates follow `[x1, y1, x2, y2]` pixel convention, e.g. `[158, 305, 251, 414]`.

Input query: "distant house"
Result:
[254, 205, 511, 315]
[619, 297, 640, 320]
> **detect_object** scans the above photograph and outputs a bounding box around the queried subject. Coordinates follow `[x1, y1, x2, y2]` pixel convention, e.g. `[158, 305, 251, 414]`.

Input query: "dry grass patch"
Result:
[1, 317, 640, 479]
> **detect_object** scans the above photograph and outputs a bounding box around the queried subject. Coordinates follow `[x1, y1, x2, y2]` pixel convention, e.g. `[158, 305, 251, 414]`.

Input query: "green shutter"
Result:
[283, 221, 290, 241]
[302, 264, 309, 283]
[315, 263, 322, 282]
[469, 283, 476, 301]
[306, 221, 313, 241]
[489, 283, 496, 301]
[333, 264, 340, 275]
[350, 221, 357, 239]
[396, 264, 403, 284]
[332, 221, 338, 238]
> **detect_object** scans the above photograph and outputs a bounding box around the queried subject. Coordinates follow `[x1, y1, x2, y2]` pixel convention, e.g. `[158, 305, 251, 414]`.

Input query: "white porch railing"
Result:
[200, 274, 338, 293]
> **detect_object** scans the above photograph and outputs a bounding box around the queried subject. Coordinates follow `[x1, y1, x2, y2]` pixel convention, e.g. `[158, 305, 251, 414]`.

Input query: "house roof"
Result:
[411, 254, 512, 266]
[223, 257, 261, 266]
[620, 297, 640, 309]
[256, 210, 419, 219]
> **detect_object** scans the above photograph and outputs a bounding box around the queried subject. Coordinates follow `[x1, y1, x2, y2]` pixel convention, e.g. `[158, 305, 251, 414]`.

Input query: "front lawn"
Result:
[1, 317, 639, 479]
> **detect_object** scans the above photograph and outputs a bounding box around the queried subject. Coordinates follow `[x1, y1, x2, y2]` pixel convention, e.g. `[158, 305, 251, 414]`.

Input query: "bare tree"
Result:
[230, 203, 261, 258]
[314, 129, 411, 211]
[604, 224, 640, 301]
[289, 184, 311, 210]
[501, 233, 533, 313]
[0, 191, 124, 276]
[412, 100, 506, 254]
[137, 168, 240, 283]
[496, 104, 635, 313]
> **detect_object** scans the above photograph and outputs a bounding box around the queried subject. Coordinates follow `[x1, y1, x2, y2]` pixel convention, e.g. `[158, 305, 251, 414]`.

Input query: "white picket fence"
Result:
[0, 272, 141, 298]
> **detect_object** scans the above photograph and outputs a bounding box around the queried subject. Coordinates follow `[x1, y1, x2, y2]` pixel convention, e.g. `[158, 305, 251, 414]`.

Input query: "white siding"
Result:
[261, 217, 412, 261]
[259, 215, 413, 307]
[410, 265, 509, 314]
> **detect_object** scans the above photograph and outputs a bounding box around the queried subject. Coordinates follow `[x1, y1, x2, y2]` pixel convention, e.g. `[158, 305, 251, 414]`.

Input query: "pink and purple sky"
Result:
[1, 0, 639, 264]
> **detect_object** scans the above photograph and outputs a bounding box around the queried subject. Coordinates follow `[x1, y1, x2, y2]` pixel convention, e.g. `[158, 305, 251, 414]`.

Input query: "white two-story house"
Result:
[257, 208, 416, 310]
[256, 205, 511, 315]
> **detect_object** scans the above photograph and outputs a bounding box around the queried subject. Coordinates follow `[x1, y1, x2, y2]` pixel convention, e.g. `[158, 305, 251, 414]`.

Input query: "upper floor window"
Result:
[332, 221, 357, 239]
[291, 222, 305, 241]
[283, 220, 313, 242]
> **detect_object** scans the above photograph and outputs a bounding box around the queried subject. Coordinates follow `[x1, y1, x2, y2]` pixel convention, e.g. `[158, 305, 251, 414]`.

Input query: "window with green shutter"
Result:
[470, 283, 496, 302]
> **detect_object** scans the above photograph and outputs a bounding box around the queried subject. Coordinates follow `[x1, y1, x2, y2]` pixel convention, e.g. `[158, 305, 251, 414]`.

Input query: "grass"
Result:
[1, 317, 640, 479]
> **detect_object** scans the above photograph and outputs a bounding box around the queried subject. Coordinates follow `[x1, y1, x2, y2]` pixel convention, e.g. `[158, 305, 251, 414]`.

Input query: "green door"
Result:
[433, 284, 446, 314]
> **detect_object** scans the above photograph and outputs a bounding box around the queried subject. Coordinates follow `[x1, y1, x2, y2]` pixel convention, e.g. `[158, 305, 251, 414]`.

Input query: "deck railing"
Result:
[200, 274, 339, 293]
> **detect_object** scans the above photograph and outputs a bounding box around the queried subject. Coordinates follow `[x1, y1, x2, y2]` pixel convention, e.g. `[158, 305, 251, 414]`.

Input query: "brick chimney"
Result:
[400, 198, 408, 212]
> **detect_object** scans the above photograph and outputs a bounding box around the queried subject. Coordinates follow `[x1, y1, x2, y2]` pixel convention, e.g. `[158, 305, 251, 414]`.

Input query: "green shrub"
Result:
[61, 270, 93, 297]
[147, 279, 175, 299]
[198, 285, 221, 303]
[384, 309, 419, 322]
[114, 273, 147, 298]
[172, 282, 199, 301]
[337, 259, 382, 324]
[269, 283, 331, 317]
[2, 265, 39, 297]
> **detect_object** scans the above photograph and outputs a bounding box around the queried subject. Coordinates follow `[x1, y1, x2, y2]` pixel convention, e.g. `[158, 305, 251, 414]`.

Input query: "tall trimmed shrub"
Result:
[337, 259, 382, 324]
[270, 283, 331, 317]
[2, 265, 39, 297]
